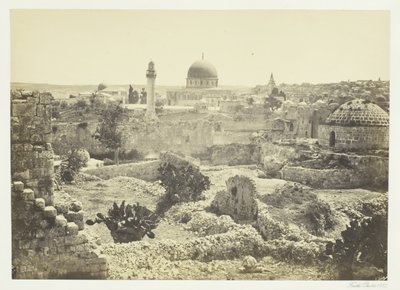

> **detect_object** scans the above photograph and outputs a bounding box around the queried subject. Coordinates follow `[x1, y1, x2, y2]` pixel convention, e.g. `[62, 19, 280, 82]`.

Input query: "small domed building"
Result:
[186, 59, 218, 88]
[318, 99, 389, 150]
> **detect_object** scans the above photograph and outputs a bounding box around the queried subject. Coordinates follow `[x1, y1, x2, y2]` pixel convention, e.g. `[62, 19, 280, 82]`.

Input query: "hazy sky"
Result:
[11, 10, 390, 86]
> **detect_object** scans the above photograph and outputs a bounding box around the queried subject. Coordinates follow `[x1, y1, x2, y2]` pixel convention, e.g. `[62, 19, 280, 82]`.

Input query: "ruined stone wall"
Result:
[318, 124, 389, 150]
[11, 91, 108, 279]
[280, 153, 388, 189]
[208, 143, 261, 166]
[121, 120, 214, 155]
[52, 119, 215, 157]
[52, 121, 107, 156]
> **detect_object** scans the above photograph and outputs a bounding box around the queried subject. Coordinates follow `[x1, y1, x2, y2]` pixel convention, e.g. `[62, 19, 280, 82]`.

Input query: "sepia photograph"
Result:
[2, 1, 400, 289]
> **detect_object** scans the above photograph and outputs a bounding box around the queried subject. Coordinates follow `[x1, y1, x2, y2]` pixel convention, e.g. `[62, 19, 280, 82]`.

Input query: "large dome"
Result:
[187, 60, 218, 79]
[326, 99, 389, 126]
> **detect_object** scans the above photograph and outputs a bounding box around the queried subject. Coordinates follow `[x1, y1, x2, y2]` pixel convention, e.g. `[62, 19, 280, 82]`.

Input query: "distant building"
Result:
[186, 54, 218, 88]
[166, 55, 233, 107]
[318, 99, 389, 150]
[266, 73, 277, 96]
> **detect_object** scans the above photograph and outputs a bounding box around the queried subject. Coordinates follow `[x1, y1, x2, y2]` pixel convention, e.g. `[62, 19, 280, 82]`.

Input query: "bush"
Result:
[56, 149, 90, 183]
[120, 149, 143, 161]
[156, 162, 210, 215]
[75, 99, 88, 110]
[325, 206, 387, 279]
[305, 200, 335, 236]
[103, 158, 116, 166]
[77, 122, 88, 129]
[262, 183, 316, 209]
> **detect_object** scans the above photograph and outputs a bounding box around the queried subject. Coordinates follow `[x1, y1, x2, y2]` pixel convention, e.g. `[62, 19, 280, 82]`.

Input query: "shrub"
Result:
[86, 200, 160, 243]
[77, 122, 88, 129]
[60, 100, 68, 109]
[305, 199, 335, 236]
[120, 149, 143, 161]
[156, 162, 210, 215]
[103, 158, 115, 166]
[262, 183, 316, 209]
[325, 208, 387, 279]
[56, 149, 90, 183]
[75, 99, 87, 110]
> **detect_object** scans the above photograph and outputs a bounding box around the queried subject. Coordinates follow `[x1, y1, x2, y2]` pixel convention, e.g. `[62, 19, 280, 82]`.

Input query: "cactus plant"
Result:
[86, 200, 160, 243]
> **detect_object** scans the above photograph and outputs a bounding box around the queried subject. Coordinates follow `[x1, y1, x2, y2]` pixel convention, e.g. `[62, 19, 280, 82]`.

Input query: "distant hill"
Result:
[11, 82, 250, 99]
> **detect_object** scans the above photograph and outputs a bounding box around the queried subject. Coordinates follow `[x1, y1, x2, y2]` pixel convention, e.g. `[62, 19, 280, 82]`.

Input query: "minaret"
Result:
[267, 73, 276, 96]
[145, 60, 157, 119]
[268, 73, 276, 87]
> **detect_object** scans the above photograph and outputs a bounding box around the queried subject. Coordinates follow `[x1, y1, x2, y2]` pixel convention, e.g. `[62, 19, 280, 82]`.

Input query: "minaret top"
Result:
[148, 60, 155, 70]
[146, 60, 156, 78]
[202, 52, 204, 60]
[268, 73, 276, 86]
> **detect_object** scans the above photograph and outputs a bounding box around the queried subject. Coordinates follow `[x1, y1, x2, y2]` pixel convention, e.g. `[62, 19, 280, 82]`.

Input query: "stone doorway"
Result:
[329, 131, 336, 147]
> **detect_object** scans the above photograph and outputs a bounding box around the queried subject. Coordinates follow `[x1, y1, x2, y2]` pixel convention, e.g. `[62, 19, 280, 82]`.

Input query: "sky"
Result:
[10, 10, 390, 86]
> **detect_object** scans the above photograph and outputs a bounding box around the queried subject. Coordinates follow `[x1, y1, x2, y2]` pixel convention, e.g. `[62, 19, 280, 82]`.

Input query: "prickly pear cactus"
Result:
[86, 200, 160, 243]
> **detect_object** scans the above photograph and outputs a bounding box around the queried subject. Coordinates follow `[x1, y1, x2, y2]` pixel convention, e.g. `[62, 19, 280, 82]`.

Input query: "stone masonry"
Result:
[211, 175, 258, 223]
[11, 91, 108, 279]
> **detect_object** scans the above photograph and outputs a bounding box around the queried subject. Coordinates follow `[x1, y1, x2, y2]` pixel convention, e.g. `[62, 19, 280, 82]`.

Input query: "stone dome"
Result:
[187, 60, 218, 78]
[326, 99, 389, 126]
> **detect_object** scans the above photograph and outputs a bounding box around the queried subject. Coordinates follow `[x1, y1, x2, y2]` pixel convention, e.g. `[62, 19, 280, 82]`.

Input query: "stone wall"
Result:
[85, 160, 161, 181]
[280, 153, 388, 189]
[122, 120, 214, 155]
[52, 118, 215, 157]
[84, 152, 200, 181]
[318, 124, 389, 150]
[11, 91, 108, 279]
[52, 121, 107, 156]
[195, 143, 261, 166]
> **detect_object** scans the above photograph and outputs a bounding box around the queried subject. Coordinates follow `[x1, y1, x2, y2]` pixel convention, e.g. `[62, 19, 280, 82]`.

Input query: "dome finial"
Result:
[202, 52, 204, 60]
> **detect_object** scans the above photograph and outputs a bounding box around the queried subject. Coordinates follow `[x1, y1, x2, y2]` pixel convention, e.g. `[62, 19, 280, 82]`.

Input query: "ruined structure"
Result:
[11, 91, 107, 279]
[318, 99, 389, 149]
[267, 101, 333, 140]
[211, 175, 258, 223]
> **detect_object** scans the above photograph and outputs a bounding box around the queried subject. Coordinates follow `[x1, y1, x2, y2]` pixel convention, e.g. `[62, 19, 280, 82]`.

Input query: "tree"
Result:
[93, 102, 125, 165]
[264, 96, 282, 111]
[246, 97, 255, 106]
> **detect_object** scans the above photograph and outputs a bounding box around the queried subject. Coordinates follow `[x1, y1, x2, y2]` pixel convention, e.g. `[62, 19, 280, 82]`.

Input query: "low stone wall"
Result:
[84, 152, 200, 181]
[281, 166, 360, 188]
[280, 159, 388, 189]
[85, 160, 161, 181]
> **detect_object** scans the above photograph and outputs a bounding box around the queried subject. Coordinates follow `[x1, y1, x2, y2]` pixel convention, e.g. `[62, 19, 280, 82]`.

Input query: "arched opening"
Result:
[329, 131, 336, 147]
[289, 123, 294, 132]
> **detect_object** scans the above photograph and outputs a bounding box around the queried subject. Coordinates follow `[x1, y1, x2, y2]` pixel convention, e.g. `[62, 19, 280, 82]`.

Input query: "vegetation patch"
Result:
[156, 162, 210, 215]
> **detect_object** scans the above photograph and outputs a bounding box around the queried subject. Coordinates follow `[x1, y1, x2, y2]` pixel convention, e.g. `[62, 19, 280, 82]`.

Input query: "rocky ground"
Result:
[61, 165, 384, 279]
